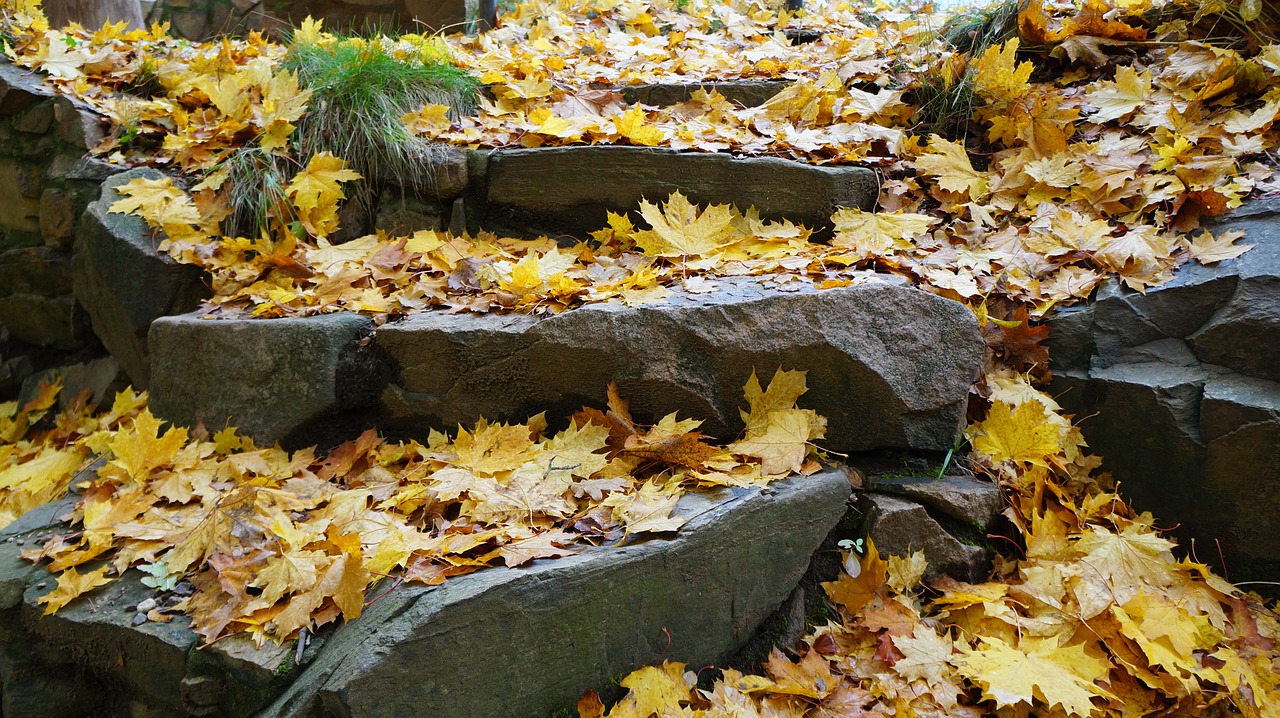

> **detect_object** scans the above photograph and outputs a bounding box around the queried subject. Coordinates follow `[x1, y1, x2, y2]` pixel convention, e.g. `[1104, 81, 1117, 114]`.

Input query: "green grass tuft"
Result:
[283, 32, 480, 207]
[215, 146, 296, 239]
[909, 55, 979, 141]
[940, 0, 1025, 55]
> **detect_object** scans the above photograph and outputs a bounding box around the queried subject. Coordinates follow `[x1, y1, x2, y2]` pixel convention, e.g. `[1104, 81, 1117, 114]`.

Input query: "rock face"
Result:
[149, 313, 378, 447]
[619, 80, 791, 108]
[146, 277, 981, 452]
[477, 146, 878, 236]
[0, 470, 849, 718]
[263, 469, 850, 718]
[858, 493, 990, 582]
[378, 276, 982, 453]
[0, 62, 126, 357]
[72, 169, 211, 388]
[0, 498, 297, 718]
[1048, 200, 1280, 583]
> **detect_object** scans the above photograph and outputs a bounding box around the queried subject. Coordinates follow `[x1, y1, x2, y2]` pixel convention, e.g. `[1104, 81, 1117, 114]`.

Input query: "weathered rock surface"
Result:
[0, 469, 848, 717]
[379, 275, 982, 453]
[263, 469, 849, 718]
[858, 493, 990, 582]
[1048, 200, 1280, 582]
[477, 146, 878, 235]
[149, 312, 377, 447]
[72, 169, 211, 388]
[0, 494, 298, 718]
[18, 355, 127, 410]
[866, 474, 1002, 529]
[618, 80, 791, 108]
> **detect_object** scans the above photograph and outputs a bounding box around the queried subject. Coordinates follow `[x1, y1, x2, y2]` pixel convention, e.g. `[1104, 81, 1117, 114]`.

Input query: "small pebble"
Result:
[131, 613, 148, 626]
[35, 581, 46, 590]
[136, 598, 157, 613]
[173, 581, 195, 597]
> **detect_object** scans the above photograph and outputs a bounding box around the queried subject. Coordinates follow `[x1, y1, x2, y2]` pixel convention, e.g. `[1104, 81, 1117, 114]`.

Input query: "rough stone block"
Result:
[858, 493, 989, 583]
[149, 312, 377, 446]
[621, 80, 791, 108]
[38, 188, 75, 249]
[263, 469, 850, 718]
[379, 275, 982, 454]
[866, 475, 1002, 529]
[72, 168, 211, 387]
[0, 159, 41, 234]
[481, 146, 878, 236]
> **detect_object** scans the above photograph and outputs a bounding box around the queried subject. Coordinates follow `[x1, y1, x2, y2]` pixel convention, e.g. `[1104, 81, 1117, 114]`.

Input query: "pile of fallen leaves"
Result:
[15, 370, 824, 644]
[1, 0, 1279, 716]
[0, 380, 145, 527]
[582, 368, 1280, 718]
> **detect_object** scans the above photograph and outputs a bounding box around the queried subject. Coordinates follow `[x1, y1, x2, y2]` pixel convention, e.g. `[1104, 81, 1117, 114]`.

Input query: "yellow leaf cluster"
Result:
[19, 372, 823, 644]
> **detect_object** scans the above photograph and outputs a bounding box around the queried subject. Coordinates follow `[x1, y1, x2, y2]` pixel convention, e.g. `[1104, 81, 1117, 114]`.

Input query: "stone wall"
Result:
[141, 0, 472, 39]
[0, 63, 128, 399]
[1048, 200, 1280, 586]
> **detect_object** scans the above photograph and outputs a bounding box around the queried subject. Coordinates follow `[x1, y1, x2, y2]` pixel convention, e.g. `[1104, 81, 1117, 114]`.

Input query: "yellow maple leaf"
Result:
[37, 565, 112, 615]
[892, 626, 954, 685]
[107, 408, 189, 482]
[822, 538, 887, 615]
[970, 401, 1060, 467]
[618, 662, 691, 716]
[633, 191, 734, 259]
[286, 152, 362, 237]
[615, 480, 685, 536]
[612, 106, 665, 146]
[831, 208, 936, 259]
[915, 136, 988, 199]
[109, 176, 207, 241]
[1186, 229, 1253, 264]
[953, 637, 1111, 716]
[1086, 65, 1151, 124]
[972, 39, 1034, 103]
[403, 103, 454, 137]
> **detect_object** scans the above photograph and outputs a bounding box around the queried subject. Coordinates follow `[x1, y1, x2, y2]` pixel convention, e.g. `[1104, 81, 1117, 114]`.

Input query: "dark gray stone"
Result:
[46, 155, 128, 182]
[52, 96, 104, 151]
[1047, 199, 1280, 581]
[1189, 274, 1280, 381]
[866, 475, 1002, 529]
[0, 294, 78, 349]
[148, 312, 376, 446]
[379, 275, 982, 453]
[262, 469, 850, 718]
[0, 63, 54, 116]
[481, 146, 878, 236]
[620, 80, 791, 108]
[858, 493, 989, 583]
[1042, 303, 1093, 372]
[420, 143, 469, 200]
[38, 187, 75, 249]
[374, 191, 443, 235]
[12, 101, 52, 135]
[72, 168, 212, 387]
[18, 356, 127, 410]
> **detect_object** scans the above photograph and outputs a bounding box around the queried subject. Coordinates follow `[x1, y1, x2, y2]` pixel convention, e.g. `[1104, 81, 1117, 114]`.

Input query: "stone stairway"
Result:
[0, 72, 1009, 718]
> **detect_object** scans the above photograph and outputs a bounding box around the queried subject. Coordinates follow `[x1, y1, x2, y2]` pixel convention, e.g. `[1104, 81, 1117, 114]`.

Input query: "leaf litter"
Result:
[0, 0, 1277, 715]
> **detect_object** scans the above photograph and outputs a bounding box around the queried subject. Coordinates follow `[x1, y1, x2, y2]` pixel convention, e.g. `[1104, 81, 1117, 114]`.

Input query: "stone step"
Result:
[0, 469, 851, 718]
[1046, 199, 1280, 584]
[148, 275, 982, 452]
[471, 145, 877, 237]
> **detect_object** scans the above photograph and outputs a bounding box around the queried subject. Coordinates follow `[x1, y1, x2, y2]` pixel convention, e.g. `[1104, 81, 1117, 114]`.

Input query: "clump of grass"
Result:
[940, 0, 1025, 54]
[283, 31, 480, 209]
[909, 53, 979, 140]
[214, 146, 296, 239]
